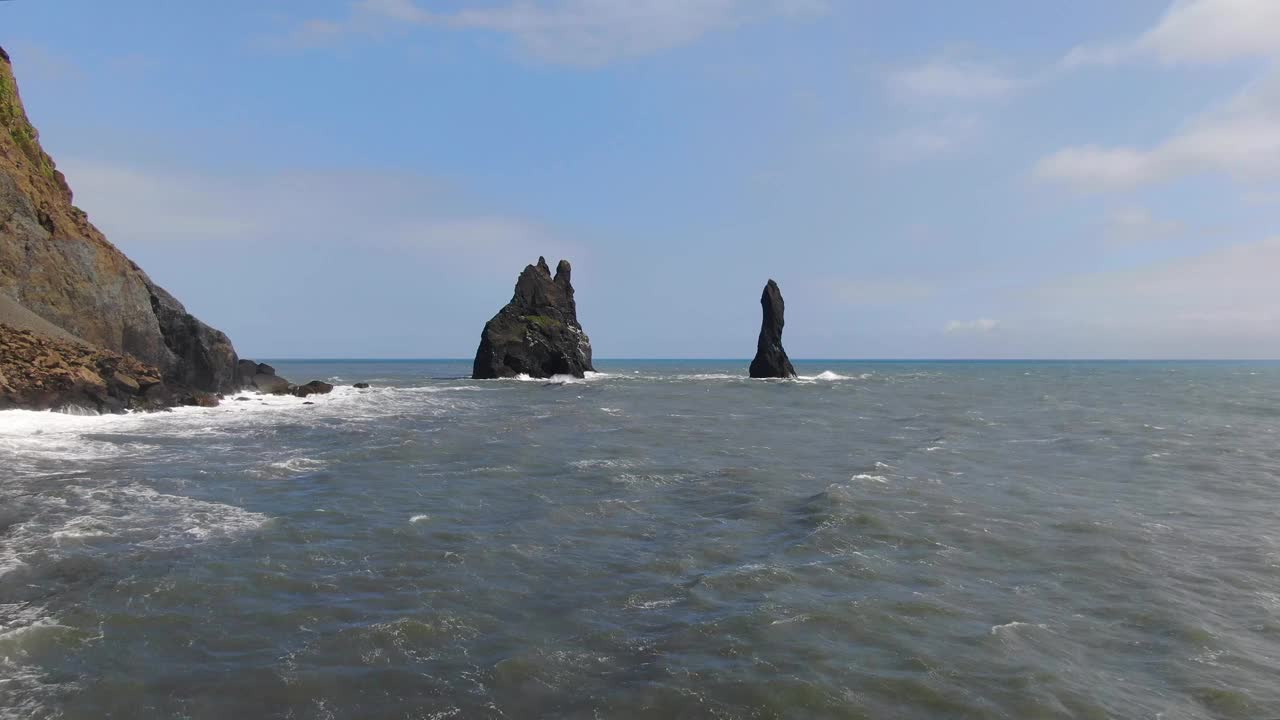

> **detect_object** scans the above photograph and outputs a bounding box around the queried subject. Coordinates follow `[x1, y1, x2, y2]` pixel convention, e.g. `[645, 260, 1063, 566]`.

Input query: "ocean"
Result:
[1, 360, 1278, 719]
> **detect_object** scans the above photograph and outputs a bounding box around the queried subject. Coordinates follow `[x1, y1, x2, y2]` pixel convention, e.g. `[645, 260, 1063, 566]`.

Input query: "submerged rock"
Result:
[353, 382, 370, 389]
[472, 257, 594, 379]
[749, 279, 796, 379]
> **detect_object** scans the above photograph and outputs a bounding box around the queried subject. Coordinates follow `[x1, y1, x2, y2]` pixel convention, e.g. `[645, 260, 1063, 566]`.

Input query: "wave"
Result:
[510, 371, 610, 384]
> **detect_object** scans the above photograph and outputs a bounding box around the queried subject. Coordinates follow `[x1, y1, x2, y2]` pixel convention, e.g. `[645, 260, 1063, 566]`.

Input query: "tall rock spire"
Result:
[749, 279, 797, 379]
[472, 257, 595, 379]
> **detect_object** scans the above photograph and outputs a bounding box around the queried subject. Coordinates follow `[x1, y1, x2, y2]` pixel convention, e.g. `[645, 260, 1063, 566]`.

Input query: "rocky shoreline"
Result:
[0, 323, 344, 414]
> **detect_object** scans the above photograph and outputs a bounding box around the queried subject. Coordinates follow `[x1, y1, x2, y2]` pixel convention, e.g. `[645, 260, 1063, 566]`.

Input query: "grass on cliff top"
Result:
[0, 62, 56, 180]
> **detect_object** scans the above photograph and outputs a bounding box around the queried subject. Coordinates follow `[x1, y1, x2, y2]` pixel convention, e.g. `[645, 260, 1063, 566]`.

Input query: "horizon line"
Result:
[251, 357, 1280, 363]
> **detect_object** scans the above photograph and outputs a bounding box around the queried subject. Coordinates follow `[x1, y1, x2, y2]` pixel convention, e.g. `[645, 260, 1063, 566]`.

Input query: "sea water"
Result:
[1, 360, 1279, 718]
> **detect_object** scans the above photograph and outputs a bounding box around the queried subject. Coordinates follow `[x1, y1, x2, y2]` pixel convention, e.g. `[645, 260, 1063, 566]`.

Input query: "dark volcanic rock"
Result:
[251, 372, 292, 395]
[353, 382, 370, 389]
[146, 283, 239, 393]
[235, 360, 294, 395]
[235, 359, 260, 387]
[472, 257, 594, 379]
[749, 279, 796, 379]
[292, 380, 334, 398]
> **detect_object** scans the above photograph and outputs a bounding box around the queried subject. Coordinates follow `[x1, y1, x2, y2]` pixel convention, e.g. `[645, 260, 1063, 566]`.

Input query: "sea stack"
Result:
[749, 279, 797, 379]
[472, 257, 594, 379]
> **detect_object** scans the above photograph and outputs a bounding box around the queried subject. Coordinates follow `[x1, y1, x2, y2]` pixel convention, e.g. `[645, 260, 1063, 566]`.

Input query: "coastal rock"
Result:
[0, 323, 182, 413]
[353, 382, 370, 389]
[232, 360, 298, 395]
[291, 380, 334, 398]
[251, 371, 292, 395]
[0, 45, 244, 409]
[749, 280, 797, 379]
[235, 359, 260, 387]
[472, 257, 594, 379]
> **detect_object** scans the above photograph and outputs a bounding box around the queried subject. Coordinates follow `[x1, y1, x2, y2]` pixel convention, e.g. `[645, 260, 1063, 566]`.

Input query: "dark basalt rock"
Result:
[353, 382, 370, 389]
[749, 279, 796, 379]
[292, 380, 334, 398]
[235, 360, 294, 395]
[145, 282, 239, 394]
[472, 257, 594, 379]
[253, 373, 291, 395]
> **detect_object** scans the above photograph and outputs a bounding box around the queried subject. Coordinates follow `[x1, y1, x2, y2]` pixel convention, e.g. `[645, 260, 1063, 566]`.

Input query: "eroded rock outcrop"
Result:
[749, 279, 796, 379]
[473, 257, 594, 379]
[0, 46, 249, 409]
[0, 323, 218, 413]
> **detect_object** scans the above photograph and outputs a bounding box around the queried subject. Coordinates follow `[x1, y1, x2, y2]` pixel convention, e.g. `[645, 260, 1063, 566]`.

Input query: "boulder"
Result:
[292, 380, 334, 398]
[252, 372, 292, 395]
[749, 279, 797, 379]
[472, 257, 594, 379]
[353, 382, 370, 389]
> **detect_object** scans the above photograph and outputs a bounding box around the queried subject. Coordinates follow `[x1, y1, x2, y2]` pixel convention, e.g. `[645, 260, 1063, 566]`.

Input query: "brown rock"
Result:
[110, 371, 140, 394]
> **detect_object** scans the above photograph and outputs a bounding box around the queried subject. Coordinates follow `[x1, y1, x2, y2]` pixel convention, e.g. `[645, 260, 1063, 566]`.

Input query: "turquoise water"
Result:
[2, 360, 1279, 718]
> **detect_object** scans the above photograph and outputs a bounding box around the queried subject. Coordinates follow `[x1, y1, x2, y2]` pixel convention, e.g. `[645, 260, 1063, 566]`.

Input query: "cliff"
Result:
[0, 46, 244, 408]
[473, 257, 595, 379]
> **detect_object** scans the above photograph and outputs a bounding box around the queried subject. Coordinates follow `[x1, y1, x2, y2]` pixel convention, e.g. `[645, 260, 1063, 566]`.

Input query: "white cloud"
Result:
[945, 318, 999, 335]
[1035, 68, 1280, 189]
[1065, 0, 1280, 67]
[1104, 207, 1183, 244]
[288, 0, 828, 65]
[886, 59, 1019, 101]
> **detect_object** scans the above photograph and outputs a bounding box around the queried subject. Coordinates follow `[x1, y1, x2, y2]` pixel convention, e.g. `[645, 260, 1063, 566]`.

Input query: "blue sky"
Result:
[3, 0, 1278, 358]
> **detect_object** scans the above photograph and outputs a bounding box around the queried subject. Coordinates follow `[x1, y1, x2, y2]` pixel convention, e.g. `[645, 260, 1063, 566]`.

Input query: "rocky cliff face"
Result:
[0, 46, 243, 405]
[749, 279, 796, 379]
[0, 323, 219, 413]
[473, 257, 594, 379]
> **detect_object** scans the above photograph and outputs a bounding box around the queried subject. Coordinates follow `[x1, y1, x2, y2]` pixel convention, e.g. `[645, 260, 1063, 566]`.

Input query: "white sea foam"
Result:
[268, 457, 327, 474]
[990, 621, 1047, 636]
[801, 371, 849, 381]
[0, 384, 465, 478]
[511, 372, 608, 384]
[410, 514, 430, 524]
[852, 473, 889, 483]
[570, 458, 641, 470]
